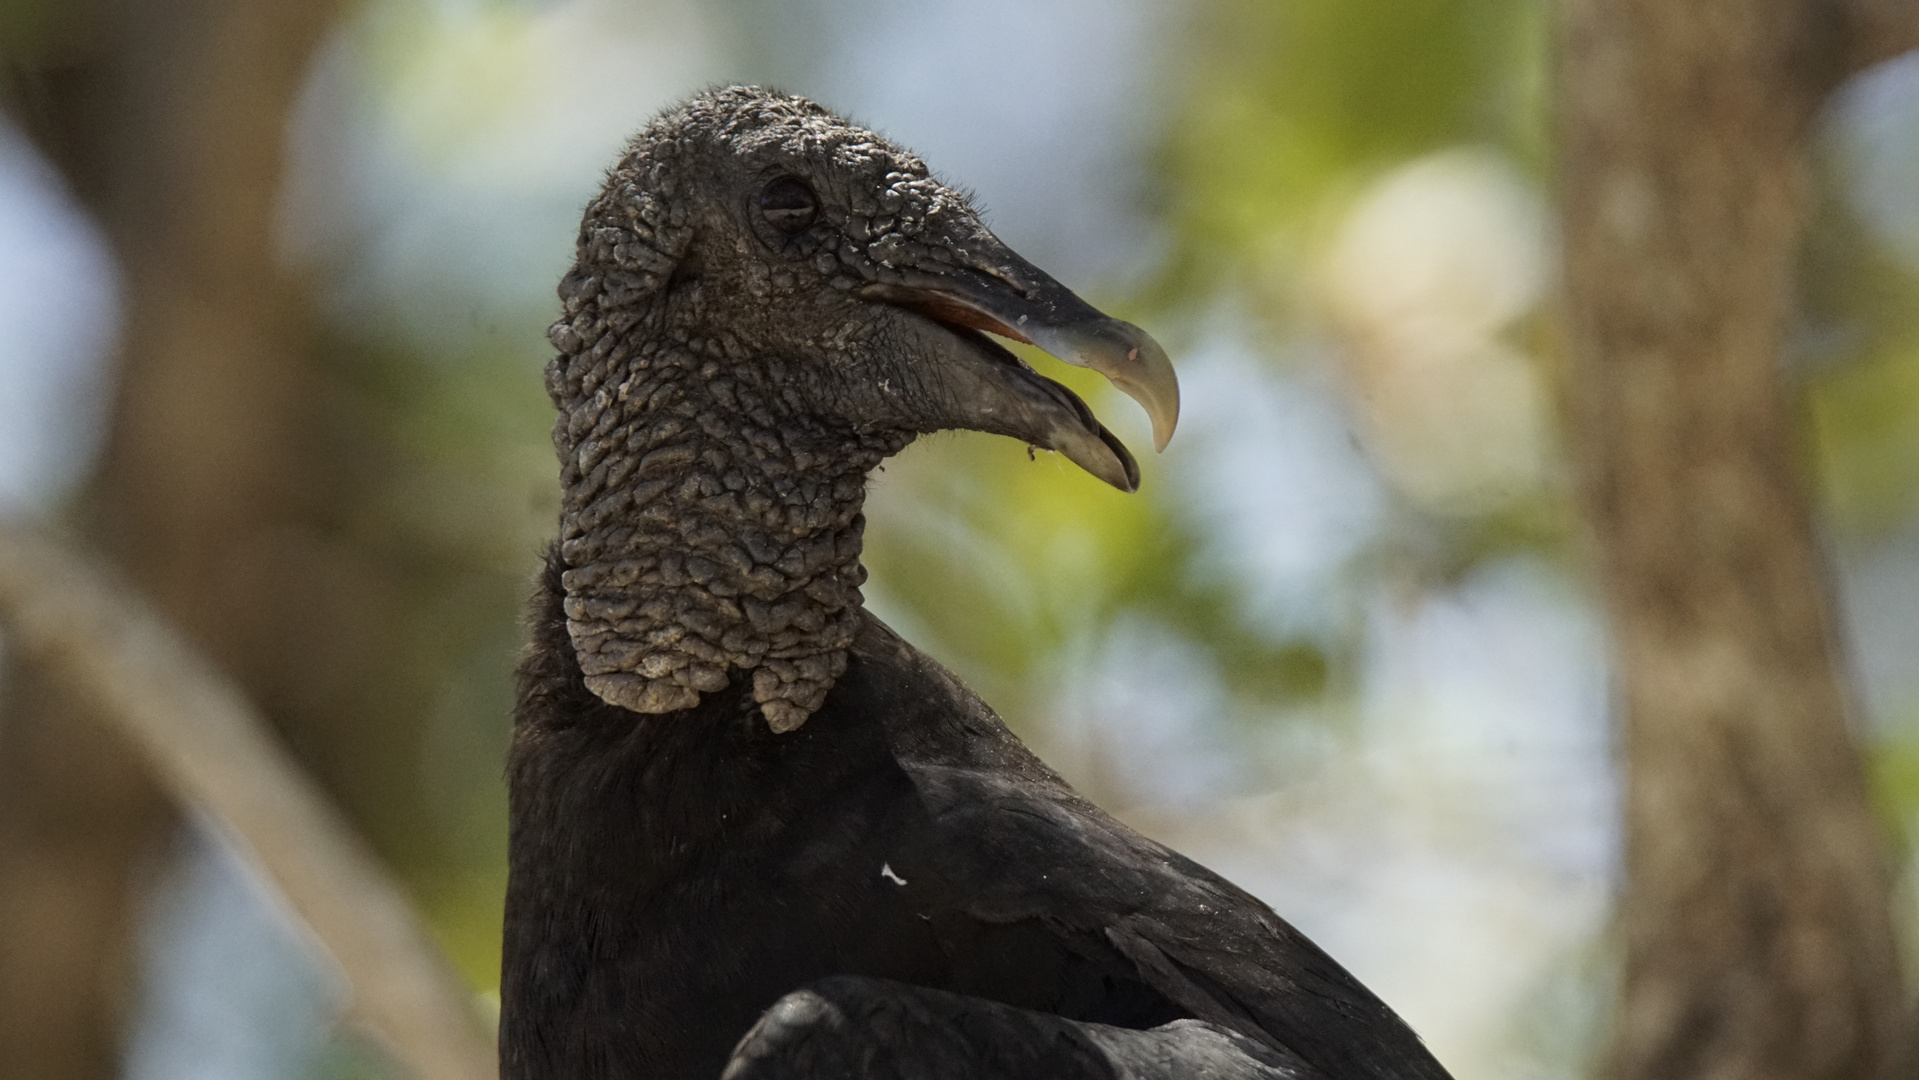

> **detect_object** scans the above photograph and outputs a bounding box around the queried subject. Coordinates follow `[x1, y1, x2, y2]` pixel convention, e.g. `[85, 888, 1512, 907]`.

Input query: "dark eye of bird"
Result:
[758, 176, 819, 234]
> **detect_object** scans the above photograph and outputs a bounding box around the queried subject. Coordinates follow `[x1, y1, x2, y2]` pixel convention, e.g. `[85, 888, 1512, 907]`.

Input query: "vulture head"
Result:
[546, 86, 1178, 731]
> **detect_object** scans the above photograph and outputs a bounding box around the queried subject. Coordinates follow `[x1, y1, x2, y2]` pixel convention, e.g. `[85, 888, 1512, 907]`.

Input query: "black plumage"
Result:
[502, 86, 1454, 1080]
[723, 977, 1319, 1079]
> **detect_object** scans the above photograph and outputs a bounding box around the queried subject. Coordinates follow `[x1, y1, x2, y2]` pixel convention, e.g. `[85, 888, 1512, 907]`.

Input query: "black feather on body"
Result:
[721, 976, 1323, 1080]
[508, 85, 1454, 1080]
[503, 554, 1452, 1080]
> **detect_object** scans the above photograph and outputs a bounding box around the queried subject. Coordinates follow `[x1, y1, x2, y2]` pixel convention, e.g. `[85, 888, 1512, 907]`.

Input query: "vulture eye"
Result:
[758, 176, 819, 234]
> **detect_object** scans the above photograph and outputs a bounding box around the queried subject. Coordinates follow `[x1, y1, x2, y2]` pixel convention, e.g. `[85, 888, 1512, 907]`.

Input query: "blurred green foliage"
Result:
[865, 0, 1559, 719]
[324, 334, 556, 991]
[1804, 207, 1919, 538]
[1802, 117, 1919, 893]
[864, 355, 1336, 726]
[1149, 0, 1544, 311]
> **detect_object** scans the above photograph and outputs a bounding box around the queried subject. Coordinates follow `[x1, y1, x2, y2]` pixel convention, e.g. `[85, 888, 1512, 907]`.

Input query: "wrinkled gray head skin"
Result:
[547, 86, 1177, 731]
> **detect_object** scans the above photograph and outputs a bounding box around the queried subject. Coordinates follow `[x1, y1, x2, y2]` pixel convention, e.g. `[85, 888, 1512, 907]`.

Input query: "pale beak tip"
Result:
[1137, 391, 1177, 453]
[1121, 333, 1179, 454]
[1023, 317, 1181, 462]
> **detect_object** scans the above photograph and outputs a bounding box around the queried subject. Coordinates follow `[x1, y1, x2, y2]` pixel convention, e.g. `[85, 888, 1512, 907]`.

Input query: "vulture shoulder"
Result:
[823, 613, 1452, 1080]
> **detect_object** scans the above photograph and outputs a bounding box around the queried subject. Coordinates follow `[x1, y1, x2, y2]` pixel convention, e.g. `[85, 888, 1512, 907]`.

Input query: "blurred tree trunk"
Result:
[1559, 4, 1919, 1080]
[0, 665, 168, 1080]
[0, 0, 340, 1075]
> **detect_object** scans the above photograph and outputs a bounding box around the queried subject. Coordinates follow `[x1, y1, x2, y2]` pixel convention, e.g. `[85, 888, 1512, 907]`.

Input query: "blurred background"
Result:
[0, 0, 1915, 1078]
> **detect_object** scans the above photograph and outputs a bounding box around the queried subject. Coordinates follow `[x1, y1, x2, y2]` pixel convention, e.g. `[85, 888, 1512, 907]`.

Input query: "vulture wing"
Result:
[723, 976, 1324, 1080]
[813, 612, 1454, 1080]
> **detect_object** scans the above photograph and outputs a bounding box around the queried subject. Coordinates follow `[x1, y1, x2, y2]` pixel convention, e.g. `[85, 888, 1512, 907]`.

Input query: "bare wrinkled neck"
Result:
[551, 337, 908, 731]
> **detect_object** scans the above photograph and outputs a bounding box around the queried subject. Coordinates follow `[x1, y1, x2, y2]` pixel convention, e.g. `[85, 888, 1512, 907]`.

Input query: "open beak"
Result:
[866, 264, 1179, 451]
[858, 248, 1179, 492]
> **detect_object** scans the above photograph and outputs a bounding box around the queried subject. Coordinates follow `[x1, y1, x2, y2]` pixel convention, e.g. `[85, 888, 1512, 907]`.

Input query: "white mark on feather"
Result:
[880, 863, 908, 886]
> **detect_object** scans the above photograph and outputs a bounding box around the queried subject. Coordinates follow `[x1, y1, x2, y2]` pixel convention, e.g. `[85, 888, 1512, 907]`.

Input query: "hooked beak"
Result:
[859, 250, 1180, 492]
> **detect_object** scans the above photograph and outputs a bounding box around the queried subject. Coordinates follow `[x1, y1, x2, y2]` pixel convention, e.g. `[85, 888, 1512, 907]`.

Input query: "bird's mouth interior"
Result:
[862, 267, 1180, 447]
[869, 283, 1141, 490]
[863, 283, 1041, 362]
[902, 292, 1038, 348]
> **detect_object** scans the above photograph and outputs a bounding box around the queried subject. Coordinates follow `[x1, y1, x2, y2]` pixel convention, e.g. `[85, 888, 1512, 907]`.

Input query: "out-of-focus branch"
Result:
[2, 0, 352, 1074]
[0, 520, 496, 1080]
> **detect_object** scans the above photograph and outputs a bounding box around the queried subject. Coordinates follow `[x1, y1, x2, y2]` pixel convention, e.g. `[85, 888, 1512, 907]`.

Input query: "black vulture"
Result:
[503, 86, 1454, 1080]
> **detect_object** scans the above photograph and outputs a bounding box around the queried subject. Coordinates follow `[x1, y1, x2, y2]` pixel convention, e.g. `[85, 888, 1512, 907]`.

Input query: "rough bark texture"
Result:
[0, 660, 166, 1080]
[0, 0, 338, 1075]
[1558, 4, 1910, 1080]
